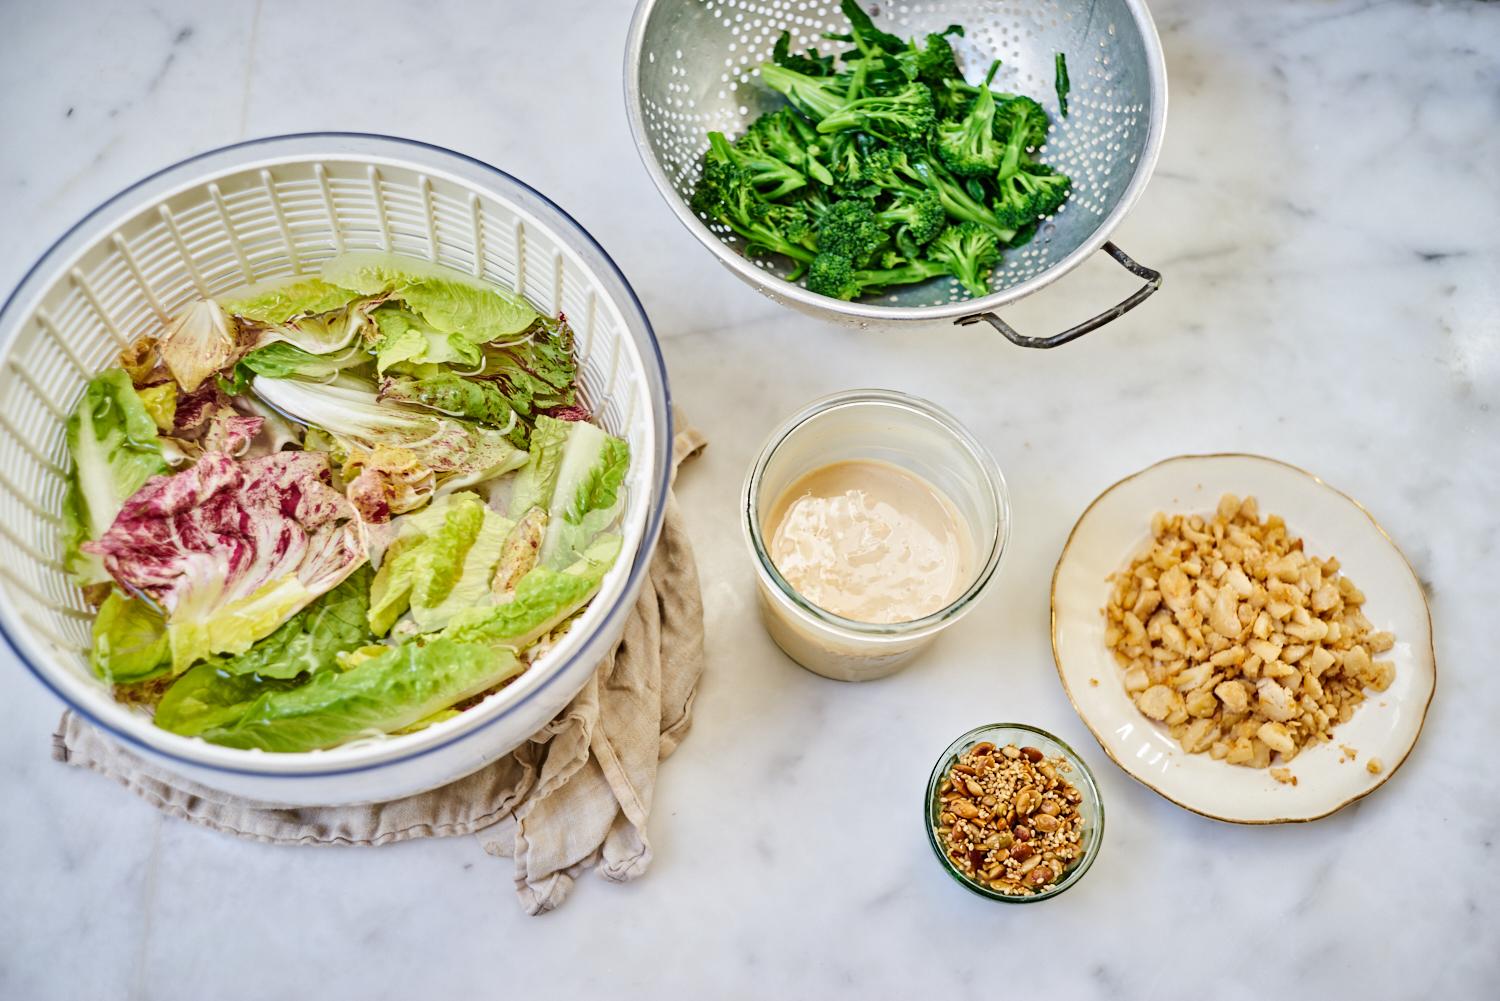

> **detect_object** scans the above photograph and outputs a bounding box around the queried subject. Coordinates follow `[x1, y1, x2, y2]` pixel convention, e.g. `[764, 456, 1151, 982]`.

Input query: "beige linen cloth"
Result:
[52, 425, 707, 915]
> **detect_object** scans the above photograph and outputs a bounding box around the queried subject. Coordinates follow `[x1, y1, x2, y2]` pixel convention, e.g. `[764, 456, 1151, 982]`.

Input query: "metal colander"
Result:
[625, 0, 1167, 346]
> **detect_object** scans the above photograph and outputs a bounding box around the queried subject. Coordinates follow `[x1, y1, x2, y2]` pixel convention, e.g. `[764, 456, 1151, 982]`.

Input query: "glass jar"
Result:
[742, 389, 1009, 681]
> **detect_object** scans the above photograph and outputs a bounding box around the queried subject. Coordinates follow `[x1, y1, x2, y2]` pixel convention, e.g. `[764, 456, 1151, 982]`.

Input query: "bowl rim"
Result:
[0, 132, 674, 778]
[923, 722, 1105, 903]
[623, 0, 1169, 321]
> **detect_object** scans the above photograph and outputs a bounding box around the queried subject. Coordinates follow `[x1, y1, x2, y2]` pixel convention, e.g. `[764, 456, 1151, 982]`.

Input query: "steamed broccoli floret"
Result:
[815, 82, 936, 147]
[992, 163, 1073, 232]
[995, 95, 1051, 178]
[927, 222, 1000, 295]
[771, 30, 835, 76]
[934, 85, 1001, 177]
[876, 189, 946, 246]
[805, 250, 946, 301]
[739, 110, 834, 187]
[816, 199, 886, 266]
[901, 157, 1017, 243]
[707, 131, 806, 201]
[691, 153, 816, 271]
[914, 26, 964, 87]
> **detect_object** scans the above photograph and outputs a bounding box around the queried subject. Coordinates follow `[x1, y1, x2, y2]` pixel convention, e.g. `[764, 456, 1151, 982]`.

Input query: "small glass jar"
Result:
[925, 723, 1105, 903]
[742, 389, 1009, 681]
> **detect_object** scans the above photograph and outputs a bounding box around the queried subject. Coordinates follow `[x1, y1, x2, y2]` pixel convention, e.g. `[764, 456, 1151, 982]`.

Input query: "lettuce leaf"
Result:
[378, 372, 524, 444]
[90, 590, 171, 684]
[472, 315, 578, 417]
[321, 251, 538, 343]
[159, 300, 242, 392]
[240, 339, 370, 380]
[82, 450, 365, 672]
[62, 369, 169, 587]
[370, 306, 482, 374]
[154, 661, 304, 737]
[443, 536, 618, 650]
[136, 383, 177, 432]
[208, 565, 372, 680]
[195, 637, 523, 752]
[366, 492, 509, 635]
[508, 416, 629, 569]
[219, 276, 359, 325]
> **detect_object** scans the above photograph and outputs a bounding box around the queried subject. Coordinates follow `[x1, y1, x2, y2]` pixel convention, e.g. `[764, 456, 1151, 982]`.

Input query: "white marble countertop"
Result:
[2, 0, 1497, 997]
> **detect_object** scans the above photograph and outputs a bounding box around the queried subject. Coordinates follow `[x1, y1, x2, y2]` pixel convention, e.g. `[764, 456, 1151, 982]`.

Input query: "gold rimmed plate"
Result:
[1051, 454, 1435, 824]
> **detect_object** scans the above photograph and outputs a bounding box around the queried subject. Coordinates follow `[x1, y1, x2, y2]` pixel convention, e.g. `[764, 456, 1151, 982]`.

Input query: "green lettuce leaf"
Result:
[371, 306, 482, 374]
[219, 276, 359, 324]
[527, 417, 630, 569]
[241, 339, 370, 380]
[442, 538, 618, 650]
[154, 662, 303, 738]
[321, 251, 538, 342]
[61, 369, 169, 586]
[211, 565, 373, 679]
[135, 383, 177, 432]
[168, 575, 317, 673]
[367, 492, 507, 636]
[90, 590, 171, 684]
[472, 315, 577, 417]
[507, 414, 570, 518]
[379, 372, 524, 444]
[196, 637, 522, 752]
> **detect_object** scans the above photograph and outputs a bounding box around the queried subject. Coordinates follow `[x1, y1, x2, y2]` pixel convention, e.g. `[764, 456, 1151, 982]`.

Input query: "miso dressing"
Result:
[766, 460, 973, 624]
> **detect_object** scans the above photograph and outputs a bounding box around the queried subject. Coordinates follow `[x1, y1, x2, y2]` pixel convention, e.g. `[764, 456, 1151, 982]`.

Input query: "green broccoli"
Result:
[805, 250, 946, 301]
[995, 95, 1051, 179]
[816, 199, 887, 266]
[914, 26, 964, 87]
[876, 189, 946, 246]
[707, 131, 806, 201]
[740, 110, 834, 187]
[992, 163, 1073, 232]
[934, 84, 1001, 177]
[826, 0, 906, 58]
[759, 62, 855, 122]
[815, 82, 936, 148]
[691, 153, 816, 272]
[927, 222, 1000, 295]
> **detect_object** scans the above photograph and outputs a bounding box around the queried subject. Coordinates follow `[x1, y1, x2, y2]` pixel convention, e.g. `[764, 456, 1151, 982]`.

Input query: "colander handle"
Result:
[955, 242, 1162, 349]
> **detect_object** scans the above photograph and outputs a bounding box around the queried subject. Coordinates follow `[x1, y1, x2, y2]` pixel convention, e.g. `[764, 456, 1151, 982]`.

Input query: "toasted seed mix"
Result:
[934, 741, 1086, 896]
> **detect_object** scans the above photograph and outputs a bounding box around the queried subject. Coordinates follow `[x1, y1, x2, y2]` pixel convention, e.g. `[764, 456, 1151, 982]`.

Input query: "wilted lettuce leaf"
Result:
[90, 590, 171, 684]
[209, 565, 373, 679]
[62, 369, 169, 587]
[321, 251, 538, 343]
[472, 315, 577, 418]
[219, 277, 358, 325]
[159, 300, 241, 392]
[195, 637, 522, 752]
[136, 383, 177, 432]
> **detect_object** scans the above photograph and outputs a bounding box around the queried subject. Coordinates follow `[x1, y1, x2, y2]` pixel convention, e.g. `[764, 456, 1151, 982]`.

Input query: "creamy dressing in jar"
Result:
[766, 460, 973, 624]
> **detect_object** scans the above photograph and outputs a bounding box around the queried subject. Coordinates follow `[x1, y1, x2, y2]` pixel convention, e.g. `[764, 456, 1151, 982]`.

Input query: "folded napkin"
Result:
[53, 424, 707, 915]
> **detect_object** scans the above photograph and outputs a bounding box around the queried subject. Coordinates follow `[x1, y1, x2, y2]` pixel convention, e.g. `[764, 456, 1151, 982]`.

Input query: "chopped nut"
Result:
[1103, 494, 1398, 779]
[1367, 757, 1384, 775]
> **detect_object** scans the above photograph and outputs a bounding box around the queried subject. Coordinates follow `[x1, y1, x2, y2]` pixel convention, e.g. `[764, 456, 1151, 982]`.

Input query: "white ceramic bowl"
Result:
[1052, 454, 1435, 823]
[0, 134, 672, 806]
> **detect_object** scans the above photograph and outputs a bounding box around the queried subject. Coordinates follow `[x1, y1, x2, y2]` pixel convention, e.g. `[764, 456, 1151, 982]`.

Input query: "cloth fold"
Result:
[53, 423, 707, 915]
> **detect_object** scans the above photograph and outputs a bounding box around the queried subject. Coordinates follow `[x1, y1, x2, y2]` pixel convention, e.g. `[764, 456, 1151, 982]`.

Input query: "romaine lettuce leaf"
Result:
[154, 661, 303, 737]
[442, 539, 616, 650]
[370, 306, 482, 374]
[378, 372, 523, 444]
[240, 339, 369, 380]
[195, 637, 523, 752]
[321, 251, 538, 343]
[366, 492, 509, 635]
[219, 276, 358, 325]
[61, 369, 169, 587]
[82, 450, 365, 672]
[509, 416, 629, 570]
[159, 300, 242, 392]
[90, 590, 171, 684]
[472, 315, 578, 417]
[208, 565, 372, 680]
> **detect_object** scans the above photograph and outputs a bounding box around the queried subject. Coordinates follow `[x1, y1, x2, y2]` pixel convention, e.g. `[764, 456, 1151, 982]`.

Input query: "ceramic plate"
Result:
[1051, 454, 1435, 823]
